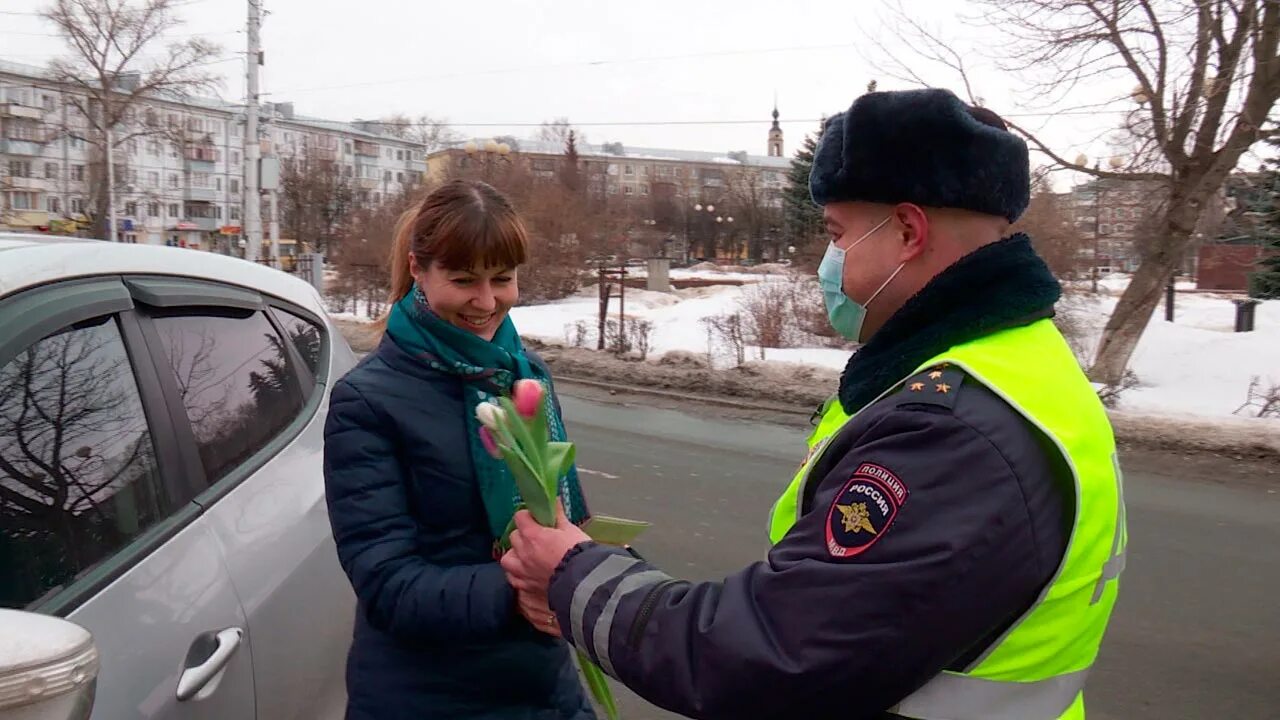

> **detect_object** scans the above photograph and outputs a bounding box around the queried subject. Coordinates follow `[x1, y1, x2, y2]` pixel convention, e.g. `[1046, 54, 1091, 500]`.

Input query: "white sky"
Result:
[1, 0, 1272, 188]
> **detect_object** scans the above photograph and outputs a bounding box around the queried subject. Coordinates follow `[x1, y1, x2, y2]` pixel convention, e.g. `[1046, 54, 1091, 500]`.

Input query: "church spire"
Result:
[768, 96, 784, 157]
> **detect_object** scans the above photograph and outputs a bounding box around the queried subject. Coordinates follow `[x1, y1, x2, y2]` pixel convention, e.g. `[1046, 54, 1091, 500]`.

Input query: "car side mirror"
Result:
[0, 609, 98, 720]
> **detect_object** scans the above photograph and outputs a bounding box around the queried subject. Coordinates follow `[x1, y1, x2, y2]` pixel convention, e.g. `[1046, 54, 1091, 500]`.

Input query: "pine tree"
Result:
[1249, 140, 1280, 298]
[783, 119, 826, 264]
[561, 130, 582, 193]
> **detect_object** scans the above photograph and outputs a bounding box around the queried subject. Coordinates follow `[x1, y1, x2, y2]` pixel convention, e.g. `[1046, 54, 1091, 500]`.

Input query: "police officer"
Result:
[501, 88, 1126, 720]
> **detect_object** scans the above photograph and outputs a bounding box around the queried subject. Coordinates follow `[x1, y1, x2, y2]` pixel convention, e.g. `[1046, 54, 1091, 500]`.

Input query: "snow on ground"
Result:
[327, 267, 1279, 423]
[508, 270, 1279, 423]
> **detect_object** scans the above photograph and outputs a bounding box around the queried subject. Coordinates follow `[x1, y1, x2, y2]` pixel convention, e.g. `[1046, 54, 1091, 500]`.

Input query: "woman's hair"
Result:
[386, 179, 529, 306]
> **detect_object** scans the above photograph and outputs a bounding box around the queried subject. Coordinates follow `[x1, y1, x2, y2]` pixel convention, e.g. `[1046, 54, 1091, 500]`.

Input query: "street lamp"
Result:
[465, 138, 512, 178]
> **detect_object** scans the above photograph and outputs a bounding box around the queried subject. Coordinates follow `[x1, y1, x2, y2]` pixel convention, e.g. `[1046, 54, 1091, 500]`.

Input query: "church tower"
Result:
[768, 101, 784, 157]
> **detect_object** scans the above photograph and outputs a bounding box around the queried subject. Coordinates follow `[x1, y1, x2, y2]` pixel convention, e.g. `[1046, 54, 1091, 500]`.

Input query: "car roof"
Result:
[0, 233, 327, 316]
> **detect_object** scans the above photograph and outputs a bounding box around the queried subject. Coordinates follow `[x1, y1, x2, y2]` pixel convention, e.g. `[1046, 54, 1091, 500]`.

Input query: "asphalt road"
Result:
[558, 392, 1280, 720]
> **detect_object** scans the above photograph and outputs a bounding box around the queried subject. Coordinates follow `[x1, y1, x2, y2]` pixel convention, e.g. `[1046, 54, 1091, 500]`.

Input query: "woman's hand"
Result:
[514, 588, 562, 637]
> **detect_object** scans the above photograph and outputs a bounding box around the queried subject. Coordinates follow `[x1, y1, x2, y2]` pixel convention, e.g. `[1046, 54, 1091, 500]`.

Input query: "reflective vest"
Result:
[768, 319, 1126, 720]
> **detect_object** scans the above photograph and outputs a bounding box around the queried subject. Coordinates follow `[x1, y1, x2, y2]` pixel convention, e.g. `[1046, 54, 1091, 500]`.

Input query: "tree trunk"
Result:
[1090, 211, 1196, 386]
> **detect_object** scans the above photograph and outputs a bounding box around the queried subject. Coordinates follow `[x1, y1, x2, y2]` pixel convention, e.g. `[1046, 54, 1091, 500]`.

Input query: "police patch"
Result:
[825, 463, 908, 558]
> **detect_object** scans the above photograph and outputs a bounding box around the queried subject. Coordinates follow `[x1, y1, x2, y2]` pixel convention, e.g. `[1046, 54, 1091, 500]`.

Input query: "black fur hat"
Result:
[810, 88, 1030, 223]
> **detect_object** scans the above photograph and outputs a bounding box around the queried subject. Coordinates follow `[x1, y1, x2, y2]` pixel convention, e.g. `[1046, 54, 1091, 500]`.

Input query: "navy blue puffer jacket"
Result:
[324, 334, 596, 720]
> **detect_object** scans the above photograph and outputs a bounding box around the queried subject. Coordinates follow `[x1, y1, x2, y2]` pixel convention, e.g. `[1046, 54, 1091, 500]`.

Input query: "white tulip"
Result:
[475, 402, 506, 431]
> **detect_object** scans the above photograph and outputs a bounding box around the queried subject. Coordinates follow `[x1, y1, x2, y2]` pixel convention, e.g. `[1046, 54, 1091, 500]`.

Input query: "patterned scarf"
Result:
[385, 287, 588, 540]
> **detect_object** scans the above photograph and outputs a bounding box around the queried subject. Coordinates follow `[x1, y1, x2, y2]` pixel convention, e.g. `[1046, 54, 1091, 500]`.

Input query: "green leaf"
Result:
[497, 503, 526, 551]
[578, 652, 620, 720]
[500, 445, 555, 525]
[543, 441, 576, 498]
[499, 396, 545, 476]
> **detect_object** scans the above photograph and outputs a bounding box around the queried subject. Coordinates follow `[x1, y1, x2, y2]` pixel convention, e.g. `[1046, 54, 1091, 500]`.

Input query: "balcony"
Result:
[174, 217, 219, 232]
[6, 176, 50, 191]
[0, 103, 44, 120]
[185, 187, 218, 202]
[1, 138, 45, 156]
[309, 146, 338, 162]
[358, 177, 380, 190]
[354, 141, 379, 157]
[185, 158, 216, 172]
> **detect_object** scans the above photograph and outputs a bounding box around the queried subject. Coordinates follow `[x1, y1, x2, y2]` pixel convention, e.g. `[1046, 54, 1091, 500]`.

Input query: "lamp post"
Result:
[690, 202, 716, 262]
[464, 139, 511, 180]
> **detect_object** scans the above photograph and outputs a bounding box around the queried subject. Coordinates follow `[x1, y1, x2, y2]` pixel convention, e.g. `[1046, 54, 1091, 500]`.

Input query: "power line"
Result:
[275, 109, 1134, 131]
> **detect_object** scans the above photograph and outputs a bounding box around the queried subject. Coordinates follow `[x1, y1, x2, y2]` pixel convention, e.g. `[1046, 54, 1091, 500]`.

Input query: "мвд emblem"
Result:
[825, 463, 908, 558]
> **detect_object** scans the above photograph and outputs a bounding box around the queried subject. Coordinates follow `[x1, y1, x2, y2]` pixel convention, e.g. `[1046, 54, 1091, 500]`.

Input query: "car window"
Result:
[150, 310, 304, 483]
[0, 315, 169, 609]
[274, 308, 324, 379]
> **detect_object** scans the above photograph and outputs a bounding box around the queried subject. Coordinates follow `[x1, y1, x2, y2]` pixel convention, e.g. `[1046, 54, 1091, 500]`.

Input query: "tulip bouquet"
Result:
[476, 378, 625, 720]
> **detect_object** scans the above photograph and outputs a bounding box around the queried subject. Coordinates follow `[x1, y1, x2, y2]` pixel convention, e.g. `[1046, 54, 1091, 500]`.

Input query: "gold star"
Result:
[936, 383, 952, 394]
[928, 370, 944, 380]
[909, 382, 925, 392]
[837, 503, 878, 535]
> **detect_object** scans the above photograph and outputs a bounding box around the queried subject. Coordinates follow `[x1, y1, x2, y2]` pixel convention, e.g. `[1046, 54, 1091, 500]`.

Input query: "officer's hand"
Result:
[501, 502, 590, 594]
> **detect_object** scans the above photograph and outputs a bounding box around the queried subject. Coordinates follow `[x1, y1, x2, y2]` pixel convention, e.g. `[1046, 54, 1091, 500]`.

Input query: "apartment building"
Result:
[0, 59, 426, 254]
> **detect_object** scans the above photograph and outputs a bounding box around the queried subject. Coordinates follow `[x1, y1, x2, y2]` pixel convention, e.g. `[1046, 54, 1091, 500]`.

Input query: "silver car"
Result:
[0, 234, 358, 719]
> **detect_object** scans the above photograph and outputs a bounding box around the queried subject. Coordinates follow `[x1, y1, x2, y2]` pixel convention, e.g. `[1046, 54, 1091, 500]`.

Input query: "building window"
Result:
[148, 171, 159, 187]
[1099, 223, 1112, 234]
[230, 206, 240, 220]
[396, 150, 404, 161]
[45, 162, 59, 179]
[168, 203, 179, 218]
[169, 174, 179, 189]
[216, 177, 222, 191]
[624, 165, 634, 175]
[640, 184, 649, 195]
[127, 138, 139, 155]
[46, 197, 60, 213]
[8, 160, 32, 178]
[41, 94, 54, 111]
[624, 186, 634, 195]
[396, 172, 404, 183]
[71, 198, 85, 213]
[215, 206, 222, 219]
[386, 148, 393, 159]
[373, 192, 381, 204]
[169, 143, 178, 159]
[11, 192, 34, 210]
[69, 164, 83, 182]
[149, 202, 160, 217]
[230, 179, 241, 194]
[384, 170, 392, 181]
[125, 202, 137, 216]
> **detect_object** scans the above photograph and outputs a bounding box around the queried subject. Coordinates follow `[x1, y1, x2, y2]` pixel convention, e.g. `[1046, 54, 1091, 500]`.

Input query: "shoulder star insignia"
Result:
[928, 370, 943, 380]
[909, 382, 925, 392]
[935, 383, 952, 394]
[837, 502, 878, 535]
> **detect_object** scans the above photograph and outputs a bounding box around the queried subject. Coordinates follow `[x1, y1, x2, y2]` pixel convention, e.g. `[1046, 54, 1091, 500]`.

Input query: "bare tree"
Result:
[538, 117, 587, 148]
[279, 157, 355, 256]
[869, 0, 1280, 385]
[1014, 169, 1088, 280]
[377, 113, 460, 153]
[42, 0, 222, 241]
[726, 167, 784, 262]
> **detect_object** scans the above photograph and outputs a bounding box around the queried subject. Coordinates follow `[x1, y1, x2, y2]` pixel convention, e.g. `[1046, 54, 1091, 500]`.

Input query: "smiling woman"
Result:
[323, 179, 597, 720]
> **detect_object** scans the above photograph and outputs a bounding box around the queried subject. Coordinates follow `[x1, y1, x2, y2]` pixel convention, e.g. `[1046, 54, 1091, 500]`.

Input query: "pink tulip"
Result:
[513, 379, 545, 419]
[478, 425, 502, 459]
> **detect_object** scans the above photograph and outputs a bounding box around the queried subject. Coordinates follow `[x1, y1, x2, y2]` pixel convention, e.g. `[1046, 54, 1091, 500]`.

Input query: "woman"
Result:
[323, 180, 596, 720]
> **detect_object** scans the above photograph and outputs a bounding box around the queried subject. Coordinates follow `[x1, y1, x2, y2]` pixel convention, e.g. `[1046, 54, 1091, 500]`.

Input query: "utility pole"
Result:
[104, 109, 118, 242]
[244, 0, 263, 261]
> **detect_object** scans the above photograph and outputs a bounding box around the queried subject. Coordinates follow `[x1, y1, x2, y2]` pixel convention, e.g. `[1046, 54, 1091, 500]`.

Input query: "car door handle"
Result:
[176, 627, 243, 702]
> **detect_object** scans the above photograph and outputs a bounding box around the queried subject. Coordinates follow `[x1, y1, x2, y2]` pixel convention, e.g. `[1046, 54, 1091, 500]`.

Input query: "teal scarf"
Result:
[385, 287, 588, 540]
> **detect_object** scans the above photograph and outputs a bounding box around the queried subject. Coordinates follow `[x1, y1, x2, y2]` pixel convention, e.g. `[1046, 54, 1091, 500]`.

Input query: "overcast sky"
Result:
[2, 0, 1270, 187]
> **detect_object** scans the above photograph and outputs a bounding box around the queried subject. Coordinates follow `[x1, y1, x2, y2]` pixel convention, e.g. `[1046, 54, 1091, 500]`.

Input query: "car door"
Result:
[125, 276, 356, 720]
[0, 277, 256, 720]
